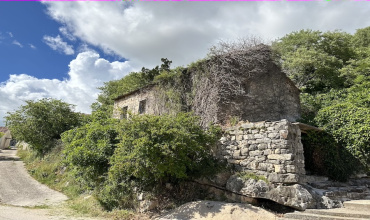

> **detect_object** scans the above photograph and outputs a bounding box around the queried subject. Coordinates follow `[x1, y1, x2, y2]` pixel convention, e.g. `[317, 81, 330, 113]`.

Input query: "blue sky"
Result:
[1, 1, 370, 126]
[0, 2, 122, 83]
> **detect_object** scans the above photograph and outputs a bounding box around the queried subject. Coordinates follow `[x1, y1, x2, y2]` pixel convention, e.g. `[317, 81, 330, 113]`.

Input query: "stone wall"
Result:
[113, 85, 157, 119]
[216, 119, 306, 184]
[113, 45, 301, 126]
[215, 61, 301, 125]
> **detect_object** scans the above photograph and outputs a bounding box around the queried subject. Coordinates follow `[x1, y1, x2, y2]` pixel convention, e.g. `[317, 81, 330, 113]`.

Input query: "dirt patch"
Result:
[156, 200, 278, 220]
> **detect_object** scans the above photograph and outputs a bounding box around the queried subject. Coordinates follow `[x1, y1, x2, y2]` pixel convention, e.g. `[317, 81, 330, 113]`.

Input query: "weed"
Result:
[236, 172, 269, 183]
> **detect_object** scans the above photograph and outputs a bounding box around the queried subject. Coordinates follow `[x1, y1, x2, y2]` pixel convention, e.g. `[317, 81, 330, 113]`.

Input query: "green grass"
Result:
[17, 147, 139, 220]
[236, 172, 269, 183]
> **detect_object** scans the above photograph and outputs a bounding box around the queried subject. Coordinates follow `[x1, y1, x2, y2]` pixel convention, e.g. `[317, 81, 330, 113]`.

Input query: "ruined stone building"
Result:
[113, 45, 300, 125]
[112, 45, 369, 210]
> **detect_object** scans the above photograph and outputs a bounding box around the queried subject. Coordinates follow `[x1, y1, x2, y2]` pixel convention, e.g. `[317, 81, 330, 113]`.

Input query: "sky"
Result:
[1, 1, 370, 126]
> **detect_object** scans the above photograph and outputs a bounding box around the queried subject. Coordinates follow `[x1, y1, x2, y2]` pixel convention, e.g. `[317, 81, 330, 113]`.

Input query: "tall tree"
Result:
[5, 98, 83, 156]
[273, 29, 355, 93]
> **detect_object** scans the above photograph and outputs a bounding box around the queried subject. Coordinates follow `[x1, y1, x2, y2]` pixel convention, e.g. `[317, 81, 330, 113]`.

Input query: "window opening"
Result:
[139, 100, 146, 114]
[120, 106, 128, 119]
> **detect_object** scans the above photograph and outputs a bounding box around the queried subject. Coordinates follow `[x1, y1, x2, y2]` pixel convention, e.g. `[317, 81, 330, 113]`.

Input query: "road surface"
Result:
[0, 149, 102, 220]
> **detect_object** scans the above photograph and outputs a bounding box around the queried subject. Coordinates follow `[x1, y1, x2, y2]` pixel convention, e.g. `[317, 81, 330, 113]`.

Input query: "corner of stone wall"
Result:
[216, 119, 306, 184]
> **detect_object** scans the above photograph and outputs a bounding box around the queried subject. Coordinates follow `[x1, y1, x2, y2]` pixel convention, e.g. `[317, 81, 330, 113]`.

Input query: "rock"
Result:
[240, 179, 270, 197]
[139, 199, 158, 213]
[226, 175, 245, 192]
[267, 154, 293, 160]
[267, 184, 313, 210]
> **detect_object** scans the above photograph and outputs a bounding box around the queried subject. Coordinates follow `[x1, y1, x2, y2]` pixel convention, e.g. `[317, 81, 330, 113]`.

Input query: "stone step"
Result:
[282, 211, 369, 220]
[343, 200, 370, 211]
[305, 208, 370, 219]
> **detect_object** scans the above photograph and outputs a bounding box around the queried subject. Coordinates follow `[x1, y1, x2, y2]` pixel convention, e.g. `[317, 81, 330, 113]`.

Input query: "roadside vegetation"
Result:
[273, 27, 370, 173]
[5, 27, 370, 217]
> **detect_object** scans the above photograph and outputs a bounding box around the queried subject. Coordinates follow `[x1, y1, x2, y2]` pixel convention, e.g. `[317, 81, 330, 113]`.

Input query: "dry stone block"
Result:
[274, 165, 284, 173]
[267, 154, 293, 161]
[268, 132, 279, 138]
[280, 130, 289, 139]
[249, 150, 262, 157]
[228, 159, 241, 165]
[241, 148, 249, 156]
[233, 150, 241, 157]
[258, 144, 267, 150]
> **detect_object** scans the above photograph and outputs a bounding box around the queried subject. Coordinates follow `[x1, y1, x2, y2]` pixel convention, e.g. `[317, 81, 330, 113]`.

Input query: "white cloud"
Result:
[12, 40, 23, 48]
[43, 35, 74, 55]
[29, 44, 36, 49]
[7, 32, 13, 38]
[0, 51, 136, 126]
[43, 1, 370, 69]
[59, 26, 76, 41]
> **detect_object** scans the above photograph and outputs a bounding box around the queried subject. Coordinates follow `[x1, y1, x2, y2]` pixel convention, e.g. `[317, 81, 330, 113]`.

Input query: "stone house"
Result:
[113, 45, 301, 125]
[112, 45, 368, 210]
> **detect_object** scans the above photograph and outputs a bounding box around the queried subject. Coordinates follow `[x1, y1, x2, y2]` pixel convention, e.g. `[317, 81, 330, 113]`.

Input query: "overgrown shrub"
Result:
[62, 119, 119, 189]
[301, 131, 363, 181]
[315, 103, 370, 170]
[98, 113, 222, 209]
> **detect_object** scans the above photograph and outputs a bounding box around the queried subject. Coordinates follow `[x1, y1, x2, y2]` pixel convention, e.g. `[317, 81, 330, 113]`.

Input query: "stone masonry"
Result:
[216, 119, 305, 184]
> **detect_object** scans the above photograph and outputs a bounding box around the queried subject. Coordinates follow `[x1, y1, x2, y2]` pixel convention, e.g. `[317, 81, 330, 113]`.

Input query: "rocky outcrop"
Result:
[225, 175, 312, 210]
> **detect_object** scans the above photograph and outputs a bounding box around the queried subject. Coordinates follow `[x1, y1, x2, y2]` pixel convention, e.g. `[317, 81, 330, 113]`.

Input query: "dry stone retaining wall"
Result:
[216, 119, 306, 184]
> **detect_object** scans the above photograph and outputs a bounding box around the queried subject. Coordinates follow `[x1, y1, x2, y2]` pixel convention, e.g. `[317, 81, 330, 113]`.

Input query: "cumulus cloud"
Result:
[0, 51, 135, 126]
[12, 40, 23, 48]
[43, 35, 75, 55]
[43, 1, 370, 69]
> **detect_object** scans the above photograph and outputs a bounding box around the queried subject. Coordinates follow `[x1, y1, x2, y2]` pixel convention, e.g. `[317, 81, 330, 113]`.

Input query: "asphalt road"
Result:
[0, 149, 68, 206]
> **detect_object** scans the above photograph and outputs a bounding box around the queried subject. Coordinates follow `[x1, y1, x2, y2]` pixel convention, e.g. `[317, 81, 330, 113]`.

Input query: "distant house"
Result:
[0, 127, 8, 133]
[113, 45, 300, 126]
[0, 130, 12, 150]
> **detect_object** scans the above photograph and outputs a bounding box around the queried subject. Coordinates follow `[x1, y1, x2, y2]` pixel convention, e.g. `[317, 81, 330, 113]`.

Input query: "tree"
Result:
[272, 29, 355, 93]
[5, 98, 83, 156]
[274, 27, 370, 171]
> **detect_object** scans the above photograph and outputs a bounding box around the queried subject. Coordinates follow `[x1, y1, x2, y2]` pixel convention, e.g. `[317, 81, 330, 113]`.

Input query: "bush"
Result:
[62, 119, 119, 189]
[301, 131, 363, 181]
[98, 113, 222, 209]
[5, 98, 84, 156]
[315, 103, 370, 170]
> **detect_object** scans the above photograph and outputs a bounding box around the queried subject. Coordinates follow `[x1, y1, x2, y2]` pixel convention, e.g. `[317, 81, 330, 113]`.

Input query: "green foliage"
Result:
[99, 113, 222, 209]
[97, 72, 149, 107]
[5, 98, 83, 156]
[0, 132, 4, 138]
[276, 28, 370, 172]
[315, 103, 370, 170]
[62, 119, 119, 189]
[340, 47, 370, 87]
[299, 82, 370, 170]
[230, 116, 240, 126]
[301, 131, 363, 181]
[153, 66, 190, 113]
[236, 172, 268, 183]
[352, 26, 370, 48]
[272, 29, 355, 93]
[17, 147, 137, 219]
